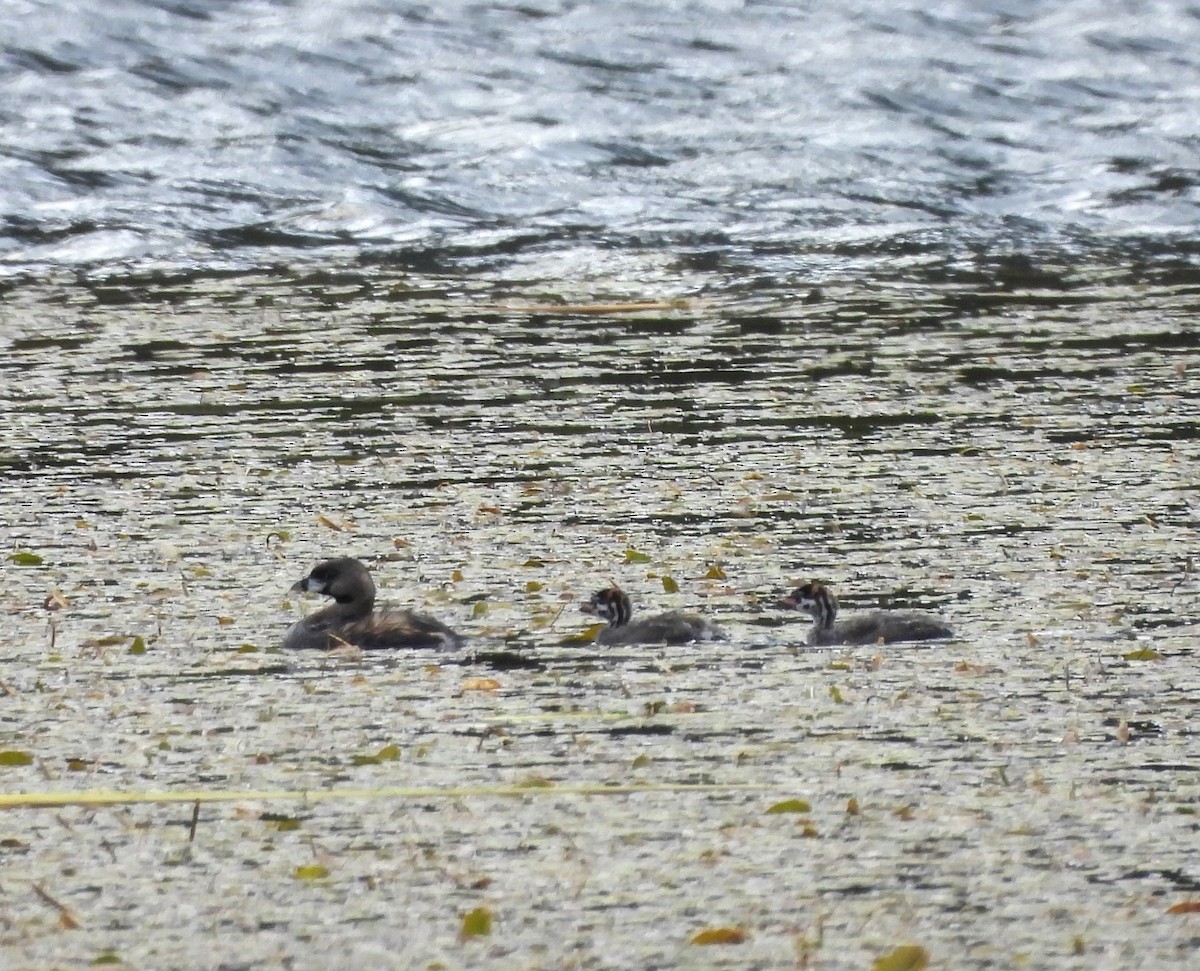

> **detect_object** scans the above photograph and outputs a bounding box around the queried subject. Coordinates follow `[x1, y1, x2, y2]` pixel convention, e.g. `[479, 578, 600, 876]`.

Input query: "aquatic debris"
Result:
[459, 906, 493, 938]
[765, 798, 811, 814]
[33, 883, 81, 929]
[873, 944, 930, 971]
[690, 927, 747, 945]
[351, 743, 401, 766]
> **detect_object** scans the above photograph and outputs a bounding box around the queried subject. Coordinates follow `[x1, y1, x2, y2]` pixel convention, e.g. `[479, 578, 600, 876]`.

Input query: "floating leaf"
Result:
[522, 558, 544, 568]
[525, 580, 544, 593]
[7, 551, 43, 566]
[0, 751, 34, 767]
[460, 906, 493, 938]
[846, 798, 860, 816]
[828, 685, 844, 703]
[661, 575, 679, 593]
[264, 815, 302, 832]
[91, 951, 121, 965]
[631, 754, 651, 768]
[317, 515, 344, 531]
[567, 623, 604, 644]
[237, 644, 259, 653]
[691, 927, 747, 945]
[350, 744, 399, 766]
[217, 616, 234, 626]
[515, 776, 555, 789]
[872, 945, 930, 971]
[471, 601, 489, 618]
[1167, 901, 1200, 914]
[451, 569, 464, 582]
[462, 677, 502, 693]
[624, 548, 652, 564]
[766, 798, 811, 814]
[128, 636, 147, 655]
[1123, 648, 1163, 661]
[704, 564, 727, 580]
[293, 864, 329, 881]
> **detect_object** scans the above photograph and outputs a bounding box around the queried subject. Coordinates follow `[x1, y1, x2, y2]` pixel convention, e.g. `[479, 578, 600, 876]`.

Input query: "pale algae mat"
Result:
[0, 273, 1197, 969]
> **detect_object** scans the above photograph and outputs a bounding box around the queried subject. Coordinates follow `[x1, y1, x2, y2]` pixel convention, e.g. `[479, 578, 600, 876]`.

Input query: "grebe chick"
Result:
[781, 581, 952, 646]
[283, 557, 464, 651]
[580, 587, 724, 646]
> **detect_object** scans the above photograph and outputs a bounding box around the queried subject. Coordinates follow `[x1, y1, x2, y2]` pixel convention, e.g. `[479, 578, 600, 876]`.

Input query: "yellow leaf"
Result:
[460, 906, 493, 938]
[766, 798, 811, 814]
[624, 548, 652, 564]
[7, 551, 43, 566]
[872, 945, 930, 971]
[661, 575, 679, 593]
[463, 677, 501, 693]
[292, 865, 329, 880]
[1123, 648, 1162, 661]
[704, 564, 727, 580]
[269, 817, 301, 832]
[526, 580, 543, 593]
[471, 601, 488, 618]
[451, 569, 464, 582]
[0, 751, 34, 767]
[691, 927, 747, 945]
[128, 636, 147, 655]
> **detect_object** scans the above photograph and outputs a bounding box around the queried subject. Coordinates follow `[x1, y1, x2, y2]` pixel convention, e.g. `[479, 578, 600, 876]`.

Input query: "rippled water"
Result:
[2, 271, 1198, 966]
[3, 0, 1200, 281]
[2, 1, 1199, 967]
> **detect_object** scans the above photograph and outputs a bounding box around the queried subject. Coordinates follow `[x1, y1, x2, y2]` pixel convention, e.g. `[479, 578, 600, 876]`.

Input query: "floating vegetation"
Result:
[765, 798, 812, 814]
[690, 927, 747, 945]
[350, 743, 401, 766]
[873, 945, 930, 971]
[459, 906, 493, 938]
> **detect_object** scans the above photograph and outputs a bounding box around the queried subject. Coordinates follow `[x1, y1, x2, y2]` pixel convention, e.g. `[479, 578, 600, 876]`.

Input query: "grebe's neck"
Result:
[805, 584, 839, 632]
